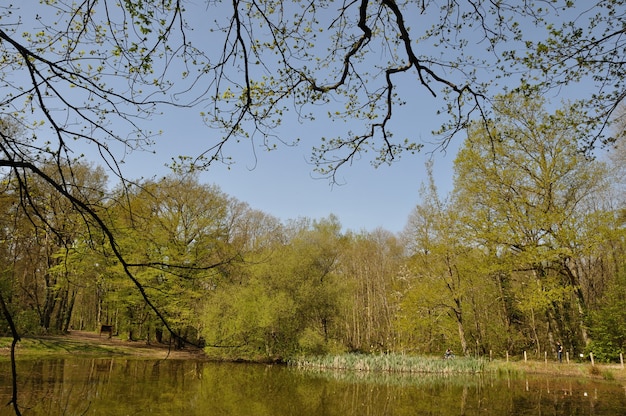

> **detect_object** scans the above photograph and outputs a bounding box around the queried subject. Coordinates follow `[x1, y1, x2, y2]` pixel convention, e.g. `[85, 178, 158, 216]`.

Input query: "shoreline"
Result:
[0, 330, 205, 361]
[2, 332, 625, 382]
[488, 358, 626, 382]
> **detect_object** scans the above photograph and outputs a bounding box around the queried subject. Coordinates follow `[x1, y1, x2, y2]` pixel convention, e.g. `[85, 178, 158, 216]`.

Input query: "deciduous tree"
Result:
[103, 174, 234, 345]
[339, 228, 403, 353]
[202, 216, 344, 359]
[454, 93, 611, 354]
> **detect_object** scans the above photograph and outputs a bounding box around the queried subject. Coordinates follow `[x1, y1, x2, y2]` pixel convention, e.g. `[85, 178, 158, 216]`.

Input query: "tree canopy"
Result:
[1, 1, 623, 181]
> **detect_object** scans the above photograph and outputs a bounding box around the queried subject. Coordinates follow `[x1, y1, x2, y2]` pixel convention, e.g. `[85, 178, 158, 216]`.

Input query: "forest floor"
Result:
[0, 330, 206, 361]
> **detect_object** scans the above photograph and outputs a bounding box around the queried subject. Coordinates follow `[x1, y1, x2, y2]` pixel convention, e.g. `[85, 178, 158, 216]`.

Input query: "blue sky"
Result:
[117, 97, 458, 234]
[77, 3, 594, 235]
[14, 2, 601, 235]
[7, 1, 462, 235]
[102, 4, 465, 235]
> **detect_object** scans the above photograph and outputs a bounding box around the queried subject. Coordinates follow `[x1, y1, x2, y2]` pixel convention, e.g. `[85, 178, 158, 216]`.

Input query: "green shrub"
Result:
[584, 340, 623, 363]
[16, 309, 41, 335]
[298, 327, 328, 356]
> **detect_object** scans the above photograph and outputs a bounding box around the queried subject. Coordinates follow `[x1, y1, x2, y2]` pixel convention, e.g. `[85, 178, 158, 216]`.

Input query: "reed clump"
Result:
[290, 353, 485, 375]
[601, 369, 615, 380]
[494, 362, 522, 377]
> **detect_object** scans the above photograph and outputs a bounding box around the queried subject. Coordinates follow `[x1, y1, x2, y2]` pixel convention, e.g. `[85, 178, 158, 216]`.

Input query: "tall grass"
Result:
[290, 353, 485, 375]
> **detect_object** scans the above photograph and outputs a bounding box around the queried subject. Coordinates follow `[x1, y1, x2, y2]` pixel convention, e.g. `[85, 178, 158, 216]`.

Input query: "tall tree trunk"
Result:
[53, 288, 66, 332]
[562, 261, 589, 345]
[62, 290, 76, 333]
[452, 299, 468, 355]
[530, 306, 540, 355]
[40, 273, 57, 330]
[495, 273, 515, 352]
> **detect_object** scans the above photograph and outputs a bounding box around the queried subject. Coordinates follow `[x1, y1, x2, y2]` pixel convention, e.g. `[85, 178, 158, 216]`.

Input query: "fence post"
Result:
[524, 351, 527, 362]
[590, 352, 595, 367]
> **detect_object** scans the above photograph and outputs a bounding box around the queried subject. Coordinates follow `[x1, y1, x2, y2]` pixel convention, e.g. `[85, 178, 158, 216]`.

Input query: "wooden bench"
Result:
[99, 325, 113, 338]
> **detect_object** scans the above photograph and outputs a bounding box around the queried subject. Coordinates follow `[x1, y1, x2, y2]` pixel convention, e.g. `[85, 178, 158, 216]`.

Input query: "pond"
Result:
[1, 358, 625, 415]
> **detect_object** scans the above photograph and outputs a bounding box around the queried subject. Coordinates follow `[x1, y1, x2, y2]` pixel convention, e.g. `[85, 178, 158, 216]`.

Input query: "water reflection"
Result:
[0, 358, 624, 415]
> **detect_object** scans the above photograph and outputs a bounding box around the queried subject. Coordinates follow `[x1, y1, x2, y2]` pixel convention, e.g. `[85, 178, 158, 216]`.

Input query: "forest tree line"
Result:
[1, 95, 625, 362]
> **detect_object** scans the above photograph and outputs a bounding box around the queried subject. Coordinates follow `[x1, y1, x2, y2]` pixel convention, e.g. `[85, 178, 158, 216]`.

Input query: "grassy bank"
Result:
[0, 331, 203, 361]
[0, 336, 132, 360]
[290, 353, 626, 382]
[490, 358, 626, 381]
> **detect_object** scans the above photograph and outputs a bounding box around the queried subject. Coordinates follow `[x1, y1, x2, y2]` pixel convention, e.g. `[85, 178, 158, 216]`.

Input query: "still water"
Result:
[1, 358, 625, 415]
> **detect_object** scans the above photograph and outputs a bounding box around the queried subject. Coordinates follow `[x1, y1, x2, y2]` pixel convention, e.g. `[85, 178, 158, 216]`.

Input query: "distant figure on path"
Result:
[557, 342, 563, 363]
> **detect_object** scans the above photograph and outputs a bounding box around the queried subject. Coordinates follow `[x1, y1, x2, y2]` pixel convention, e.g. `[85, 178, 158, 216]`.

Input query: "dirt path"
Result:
[21, 330, 206, 360]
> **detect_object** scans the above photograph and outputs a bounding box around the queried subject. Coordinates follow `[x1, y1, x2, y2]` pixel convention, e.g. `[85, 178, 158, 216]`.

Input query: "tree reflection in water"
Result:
[0, 358, 624, 415]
